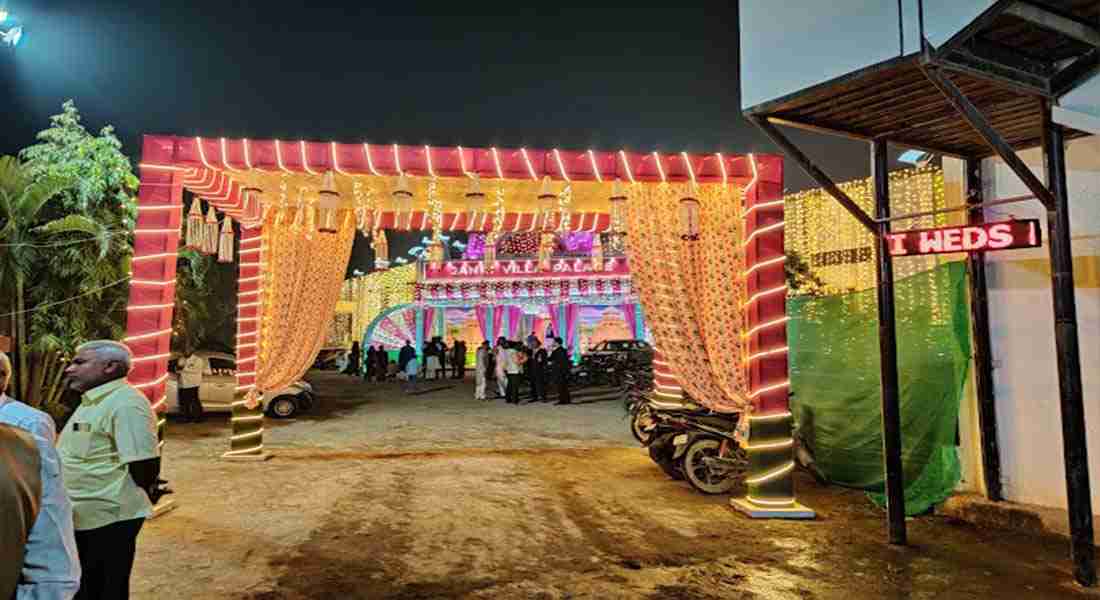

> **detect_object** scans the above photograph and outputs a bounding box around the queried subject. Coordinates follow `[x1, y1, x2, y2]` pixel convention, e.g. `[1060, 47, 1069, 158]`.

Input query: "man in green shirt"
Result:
[58, 340, 160, 600]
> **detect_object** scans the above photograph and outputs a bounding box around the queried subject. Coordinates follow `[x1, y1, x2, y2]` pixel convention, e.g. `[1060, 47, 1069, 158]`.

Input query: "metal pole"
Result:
[873, 139, 907, 545]
[1041, 103, 1096, 587]
[965, 158, 1004, 501]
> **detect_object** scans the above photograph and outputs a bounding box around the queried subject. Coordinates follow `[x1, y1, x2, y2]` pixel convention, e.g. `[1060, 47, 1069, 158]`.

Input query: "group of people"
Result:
[474, 335, 572, 405]
[2, 341, 164, 600]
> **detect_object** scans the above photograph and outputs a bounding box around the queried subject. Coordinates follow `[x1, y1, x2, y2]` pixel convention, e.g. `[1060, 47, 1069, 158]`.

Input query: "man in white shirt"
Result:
[179, 353, 205, 423]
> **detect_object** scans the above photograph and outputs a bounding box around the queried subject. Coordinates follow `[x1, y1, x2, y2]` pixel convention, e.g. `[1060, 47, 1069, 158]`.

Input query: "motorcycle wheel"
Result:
[630, 410, 652, 446]
[648, 433, 684, 480]
[683, 437, 737, 495]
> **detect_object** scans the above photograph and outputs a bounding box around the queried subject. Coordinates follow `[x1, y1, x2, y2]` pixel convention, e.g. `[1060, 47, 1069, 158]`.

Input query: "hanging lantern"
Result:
[372, 229, 389, 269]
[464, 173, 485, 231]
[537, 176, 556, 230]
[678, 192, 701, 241]
[538, 232, 554, 271]
[185, 199, 205, 249]
[318, 170, 341, 234]
[202, 206, 219, 254]
[392, 172, 413, 230]
[608, 178, 627, 234]
[591, 234, 604, 272]
[217, 215, 235, 263]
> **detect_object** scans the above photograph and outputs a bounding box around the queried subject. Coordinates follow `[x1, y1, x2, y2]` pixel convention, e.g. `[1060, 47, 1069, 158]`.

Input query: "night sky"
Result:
[1, 1, 885, 268]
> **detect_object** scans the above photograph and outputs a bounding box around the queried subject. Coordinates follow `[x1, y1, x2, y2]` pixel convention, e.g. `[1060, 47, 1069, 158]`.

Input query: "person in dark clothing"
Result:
[530, 339, 548, 402]
[365, 345, 376, 381]
[376, 345, 389, 382]
[398, 341, 416, 373]
[437, 338, 448, 378]
[549, 337, 571, 405]
[344, 342, 361, 376]
[451, 341, 467, 379]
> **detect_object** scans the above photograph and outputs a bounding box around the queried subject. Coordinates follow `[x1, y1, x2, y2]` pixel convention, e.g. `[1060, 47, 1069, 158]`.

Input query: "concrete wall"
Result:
[740, 0, 993, 110]
[978, 135, 1100, 510]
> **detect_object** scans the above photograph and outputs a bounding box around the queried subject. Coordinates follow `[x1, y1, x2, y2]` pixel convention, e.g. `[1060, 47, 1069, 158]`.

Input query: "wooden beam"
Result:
[921, 65, 1057, 209]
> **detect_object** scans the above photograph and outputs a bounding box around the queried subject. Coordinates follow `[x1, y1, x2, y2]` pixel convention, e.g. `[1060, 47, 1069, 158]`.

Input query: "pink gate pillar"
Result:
[124, 137, 186, 448]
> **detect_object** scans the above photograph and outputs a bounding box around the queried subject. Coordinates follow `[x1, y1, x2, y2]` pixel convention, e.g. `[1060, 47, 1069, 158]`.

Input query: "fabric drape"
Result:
[476, 305, 492, 342]
[491, 306, 504, 341]
[421, 307, 436, 342]
[620, 303, 638, 339]
[255, 208, 356, 397]
[624, 183, 750, 411]
[564, 304, 580, 353]
[548, 304, 563, 342]
[506, 306, 523, 339]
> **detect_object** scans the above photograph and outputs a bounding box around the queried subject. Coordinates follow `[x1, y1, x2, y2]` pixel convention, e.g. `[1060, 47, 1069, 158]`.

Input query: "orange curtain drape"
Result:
[625, 183, 750, 411]
[255, 208, 356, 396]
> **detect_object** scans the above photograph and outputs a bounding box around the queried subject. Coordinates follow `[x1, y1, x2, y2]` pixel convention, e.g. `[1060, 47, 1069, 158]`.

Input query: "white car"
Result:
[166, 351, 315, 418]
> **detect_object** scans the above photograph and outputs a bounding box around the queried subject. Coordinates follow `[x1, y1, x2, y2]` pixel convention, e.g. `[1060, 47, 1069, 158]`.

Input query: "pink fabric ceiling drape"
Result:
[506, 306, 524, 339]
[421, 306, 436, 343]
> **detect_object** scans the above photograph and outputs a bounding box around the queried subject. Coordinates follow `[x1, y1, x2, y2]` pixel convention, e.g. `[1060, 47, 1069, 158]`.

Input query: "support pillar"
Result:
[872, 140, 907, 545]
[731, 153, 814, 519]
[415, 306, 425, 358]
[224, 225, 268, 460]
[1042, 104, 1096, 587]
[964, 159, 1004, 501]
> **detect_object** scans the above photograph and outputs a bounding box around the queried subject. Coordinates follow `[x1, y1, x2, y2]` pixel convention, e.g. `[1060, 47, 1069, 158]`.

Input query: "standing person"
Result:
[0, 352, 81, 599]
[436, 338, 448, 380]
[375, 345, 389, 382]
[507, 342, 526, 404]
[364, 344, 377, 382]
[526, 331, 538, 350]
[424, 341, 441, 381]
[474, 341, 490, 401]
[345, 341, 361, 377]
[1, 423, 42, 600]
[550, 337, 572, 405]
[401, 353, 419, 394]
[493, 337, 508, 399]
[530, 339, 548, 402]
[179, 352, 205, 423]
[398, 341, 416, 374]
[59, 341, 161, 600]
[451, 341, 466, 379]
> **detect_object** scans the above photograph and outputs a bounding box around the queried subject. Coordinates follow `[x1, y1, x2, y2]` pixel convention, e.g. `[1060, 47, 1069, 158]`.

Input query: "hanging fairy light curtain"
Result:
[625, 182, 750, 411]
[185, 199, 205, 249]
[252, 204, 356, 404]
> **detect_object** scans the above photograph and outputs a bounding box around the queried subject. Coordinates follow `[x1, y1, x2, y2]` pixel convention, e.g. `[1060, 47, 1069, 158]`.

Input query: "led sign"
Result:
[886, 220, 1041, 256]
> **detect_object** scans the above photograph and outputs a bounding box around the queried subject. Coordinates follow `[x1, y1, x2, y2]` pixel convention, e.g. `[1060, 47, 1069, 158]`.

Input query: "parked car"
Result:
[578, 339, 654, 386]
[166, 351, 315, 419]
[312, 348, 348, 371]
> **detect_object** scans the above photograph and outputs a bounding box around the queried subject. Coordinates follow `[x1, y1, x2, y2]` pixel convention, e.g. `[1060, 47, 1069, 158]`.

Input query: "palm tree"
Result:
[0, 155, 69, 401]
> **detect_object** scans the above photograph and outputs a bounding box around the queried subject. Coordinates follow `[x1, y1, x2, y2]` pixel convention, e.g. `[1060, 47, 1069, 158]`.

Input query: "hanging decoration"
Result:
[426, 239, 445, 268]
[537, 176, 556, 230]
[591, 234, 604, 272]
[557, 181, 573, 232]
[185, 199, 205, 250]
[678, 187, 701, 241]
[217, 215, 234, 263]
[465, 173, 485, 231]
[241, 187, 263, 223]
[393, 172, 413, 230]
[538, 232, 555, 271]
[609, 178, 627, 233]
[201, 205, 219, 255]
[353, 179, 376, 234]
[483, 232, 497, 272]
[372, 229, 389, 269]
[318, 171, 341, 234]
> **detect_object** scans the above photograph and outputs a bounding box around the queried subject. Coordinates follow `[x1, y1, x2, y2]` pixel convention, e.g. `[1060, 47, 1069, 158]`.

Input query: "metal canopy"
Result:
[745, 0, 1098, 159]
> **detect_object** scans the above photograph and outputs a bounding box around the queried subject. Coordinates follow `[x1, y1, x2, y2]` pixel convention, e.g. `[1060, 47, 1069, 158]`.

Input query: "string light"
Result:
[749, 380, 790, 399]
[520, 148, 538, 180]
[132, 352, 172, 364]
[619, 150, 636, 184]
[124, 328, 173, 342]
[392, 143, 402, 175]
[716, 152, 728, 186]
[749, 411, 793, 422]
[134, 373, 169, 390]
[652, 152, 666, 183]
[742, 285, 788, 308]
[243, 139, 254, 169]
[552, 149, 571, 182]
[363, 143, 382, 176]
[127, 303, 175, 311]
[680, 151, 696, 186]
[744, 255, 785, 277]
[746, 495, 796, 506]
[195, 137, 217, 169]
[133, 228, 178, 235]
[743, 199, 785, 220]
[136, 205, 184, 212]
[220, 138, 243, 172]
[138, 163, 186, 171]
[743, 346, 789, 364]
[130, 278, 176, 287]
[331, 142, 351, 175]
[491, 147, 505, 179]
[745, 438, 794, 451]
[587, 150, 602, 182]
[424, 145, 435, 177]
[230, 429, 264, 442]
[299, 141, 318, 175]
[274, 140, 291, 172]
[745, 461, 794, 485]
[742, 316, 790, 339]
[742, 221, 785, 247]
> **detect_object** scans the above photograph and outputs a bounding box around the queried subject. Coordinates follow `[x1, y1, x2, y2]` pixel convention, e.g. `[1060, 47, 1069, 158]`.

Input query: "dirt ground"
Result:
[133, 372, 1096, 599]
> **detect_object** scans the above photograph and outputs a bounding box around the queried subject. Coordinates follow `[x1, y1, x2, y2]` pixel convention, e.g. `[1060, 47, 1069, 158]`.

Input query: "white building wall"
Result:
[981, 135, 1100, 510]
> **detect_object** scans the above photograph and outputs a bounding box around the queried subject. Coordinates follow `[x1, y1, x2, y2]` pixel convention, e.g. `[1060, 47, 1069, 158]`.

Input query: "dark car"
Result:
[579, 339, 654, 385]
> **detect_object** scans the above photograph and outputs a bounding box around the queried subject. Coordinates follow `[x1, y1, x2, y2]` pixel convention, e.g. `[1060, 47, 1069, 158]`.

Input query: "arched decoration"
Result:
[361, 303, 417, 350]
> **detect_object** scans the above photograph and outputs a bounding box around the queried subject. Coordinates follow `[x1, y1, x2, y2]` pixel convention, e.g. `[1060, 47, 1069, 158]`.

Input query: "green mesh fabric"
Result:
[788, 261, 970, 515]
